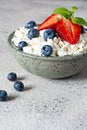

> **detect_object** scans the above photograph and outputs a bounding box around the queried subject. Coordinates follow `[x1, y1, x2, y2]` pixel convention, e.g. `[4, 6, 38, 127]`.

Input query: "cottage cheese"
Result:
[12, 27, 87, 57]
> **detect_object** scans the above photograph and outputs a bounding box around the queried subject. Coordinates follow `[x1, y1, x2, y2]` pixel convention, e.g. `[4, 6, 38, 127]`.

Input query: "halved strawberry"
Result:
[56, 19, 81, 44]
[37, 14, 62, 31]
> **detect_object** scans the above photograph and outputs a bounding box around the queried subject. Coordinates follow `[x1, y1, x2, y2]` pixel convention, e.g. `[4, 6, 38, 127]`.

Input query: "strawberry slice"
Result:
[37, 14, 62, 31]
[56, 19, 81, 44]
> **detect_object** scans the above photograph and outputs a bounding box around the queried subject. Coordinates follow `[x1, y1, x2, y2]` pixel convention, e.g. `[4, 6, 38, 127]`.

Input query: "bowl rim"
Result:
[7, 31, 87, 61]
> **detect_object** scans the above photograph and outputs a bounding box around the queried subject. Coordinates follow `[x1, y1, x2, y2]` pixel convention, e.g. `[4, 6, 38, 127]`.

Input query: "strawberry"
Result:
[37, 14, 62, 31]
[56, 19, 81, 44]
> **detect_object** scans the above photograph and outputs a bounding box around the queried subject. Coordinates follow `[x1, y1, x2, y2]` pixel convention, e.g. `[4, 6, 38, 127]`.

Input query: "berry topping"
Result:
[38, 6, 87, 44]
[37, 14, 61, 31]
[13, 81, 24, 91]
[43, 29, 56, 41]
[25, 20, 36, 29]
[7, 72, 17, 81]
[28, 28, 39, 39]
[81, 26, 85, 34]
[56, 19, 81, 44]
[18, 41, 28, 50]
[81, 26, 87, 34]
[41, 45, 52, 56]
[0, 90, 8, 101]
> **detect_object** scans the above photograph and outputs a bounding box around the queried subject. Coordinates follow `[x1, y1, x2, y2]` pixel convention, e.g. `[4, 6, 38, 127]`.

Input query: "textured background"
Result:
[0, 0, 87, 130]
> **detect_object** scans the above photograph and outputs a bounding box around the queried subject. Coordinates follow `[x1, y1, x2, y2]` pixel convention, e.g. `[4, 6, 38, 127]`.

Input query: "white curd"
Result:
[12, 27, 87, 57]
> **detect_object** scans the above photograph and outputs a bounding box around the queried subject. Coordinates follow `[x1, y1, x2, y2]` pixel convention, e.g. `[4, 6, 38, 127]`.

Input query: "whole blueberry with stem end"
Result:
[43, 29, 56, 41]
[25, 20, 36, 29]
[14, 81, 24, 91]
[0, 90, 8, 101]
[7, 72, 17, 82]
[28, 28, 39, 39]
[41, 45, 53, 56]
[18, 41, 28, 50]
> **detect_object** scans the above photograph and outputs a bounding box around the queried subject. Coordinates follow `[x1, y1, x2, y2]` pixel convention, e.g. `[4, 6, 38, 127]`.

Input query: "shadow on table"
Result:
[7, 95, 18, 101]
[24, 85, 34, 91]
[64, 66, 87, 80]
[17, 76, 26, 81]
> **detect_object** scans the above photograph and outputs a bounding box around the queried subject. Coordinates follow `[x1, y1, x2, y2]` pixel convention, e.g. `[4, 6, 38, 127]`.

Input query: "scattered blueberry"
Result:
[14, 81, 24, 91]
[43, 29, 56, 41]
[7, 72, 17, 81]
[28, 28, 39, 39]
[41, 45, 52, 56]
[18, 41, 28, 50]
[0, 90, 8, 101]
[25, 20, 36, 29]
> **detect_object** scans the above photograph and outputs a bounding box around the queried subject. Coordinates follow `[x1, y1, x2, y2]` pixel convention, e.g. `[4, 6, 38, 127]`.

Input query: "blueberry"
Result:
[43, 29, 56, 41]
[25, 20, 36, 29]
[0, 90, 8, 101]
[18, 41, 28, 50]
[7, 72, 17, 81]
[14, 81, 24, 91]
[81, 26, 85, 34]
[28, 28, 39, 39]
[41, 45, 52, 56]
[81, 26, 87, 34]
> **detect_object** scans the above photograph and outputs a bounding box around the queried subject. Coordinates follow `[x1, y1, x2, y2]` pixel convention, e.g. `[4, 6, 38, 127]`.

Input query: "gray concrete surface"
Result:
[0, 0, 87, 130]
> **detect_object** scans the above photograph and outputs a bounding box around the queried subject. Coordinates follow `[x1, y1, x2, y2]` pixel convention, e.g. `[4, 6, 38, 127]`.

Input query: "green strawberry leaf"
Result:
[72, 17, 87, 26]
[53, 7, 72, 19]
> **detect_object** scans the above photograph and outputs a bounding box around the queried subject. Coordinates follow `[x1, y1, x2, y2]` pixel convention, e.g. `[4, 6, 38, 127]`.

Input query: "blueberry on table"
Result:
[0, 90, 8, 101]
[25, 20, 36, 29]
[43, 29, 56, 41]
[41, 45, 52, 56]
[18, 41, 28, 50]
[28, 28, 39, 39]
[7, 72, 17, 81]
[14, 81, 24, 91]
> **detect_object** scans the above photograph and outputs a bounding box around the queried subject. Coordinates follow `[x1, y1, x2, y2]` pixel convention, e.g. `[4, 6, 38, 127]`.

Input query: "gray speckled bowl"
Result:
[8, 32, 87, 79]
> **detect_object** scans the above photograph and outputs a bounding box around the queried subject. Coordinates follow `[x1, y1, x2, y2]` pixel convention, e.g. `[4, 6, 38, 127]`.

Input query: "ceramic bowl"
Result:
[7, 32, 87, 79]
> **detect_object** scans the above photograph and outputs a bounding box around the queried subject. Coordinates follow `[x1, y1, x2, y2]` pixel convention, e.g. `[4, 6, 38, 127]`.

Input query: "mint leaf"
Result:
[53, 7, 72, 19]
[53, 6, 87, 26]
[71, 6, 78, 14]
[72, 17, 87, 26]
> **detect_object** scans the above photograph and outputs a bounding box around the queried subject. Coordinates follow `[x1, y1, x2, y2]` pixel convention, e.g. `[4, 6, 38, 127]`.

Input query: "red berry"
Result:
[37, 14, 62, 31]
[56, 19, 81, 44]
